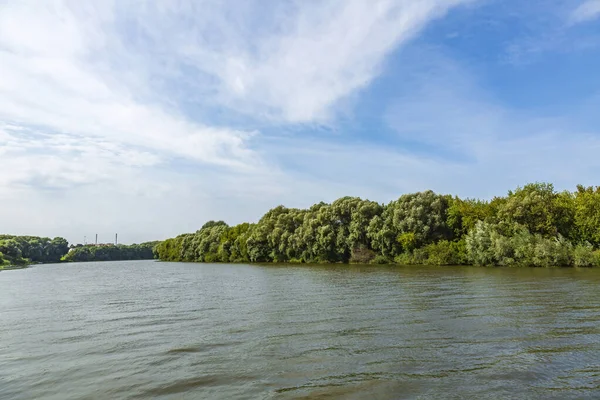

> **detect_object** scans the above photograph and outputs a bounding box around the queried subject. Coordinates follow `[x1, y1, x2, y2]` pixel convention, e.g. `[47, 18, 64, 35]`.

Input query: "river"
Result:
[1, 261, 600, 399]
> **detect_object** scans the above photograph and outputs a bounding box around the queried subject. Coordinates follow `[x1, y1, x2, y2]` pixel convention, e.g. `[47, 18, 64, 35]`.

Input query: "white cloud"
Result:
[569, 0, 600, 24]
[121, 0, 473, 123]
[219, 0, 472, 122]
[0, 125, 161, 190]
[0, 0, 472, 182]
[0, 1, 258, 171]
[0, 0, 474, 160]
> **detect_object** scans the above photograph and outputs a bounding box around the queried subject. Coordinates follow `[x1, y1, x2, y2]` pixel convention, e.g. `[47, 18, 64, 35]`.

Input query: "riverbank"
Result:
[0, 264, 29, 271]
[157, 259, 600, 268]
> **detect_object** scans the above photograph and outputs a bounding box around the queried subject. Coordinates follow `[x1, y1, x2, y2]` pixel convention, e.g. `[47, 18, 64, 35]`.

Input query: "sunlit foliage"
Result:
[155, 183, 600, 267]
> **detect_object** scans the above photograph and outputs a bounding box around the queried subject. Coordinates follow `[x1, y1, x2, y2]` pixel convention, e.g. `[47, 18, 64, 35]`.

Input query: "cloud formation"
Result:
[0, 0, 598, 244]
[570, 0, 600, 24]
[0, 0, 470, 186]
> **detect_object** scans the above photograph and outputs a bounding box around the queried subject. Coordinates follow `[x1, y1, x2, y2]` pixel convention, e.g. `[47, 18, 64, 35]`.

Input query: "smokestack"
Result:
[95, 234, 98, 246]
[115, 233, 118, 245]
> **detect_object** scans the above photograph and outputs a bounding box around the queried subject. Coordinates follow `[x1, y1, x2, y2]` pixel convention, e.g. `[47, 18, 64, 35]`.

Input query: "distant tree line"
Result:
[0, 235, 159, 269]
[62, 242, 160, 262]
[0, 235, 69, 267]
[154, 183, 600, 267]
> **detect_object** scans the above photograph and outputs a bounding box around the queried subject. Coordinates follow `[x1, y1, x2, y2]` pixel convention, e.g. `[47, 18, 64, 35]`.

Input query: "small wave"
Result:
[134, 376, 222, 397]
[166, 341, 245, 355]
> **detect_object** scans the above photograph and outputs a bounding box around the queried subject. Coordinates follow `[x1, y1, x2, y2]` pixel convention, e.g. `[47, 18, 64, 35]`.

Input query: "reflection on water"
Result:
[1, 262, 600, 399]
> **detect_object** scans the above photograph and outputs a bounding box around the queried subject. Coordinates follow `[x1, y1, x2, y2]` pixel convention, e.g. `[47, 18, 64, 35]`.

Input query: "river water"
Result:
[1, 261, 600, 399]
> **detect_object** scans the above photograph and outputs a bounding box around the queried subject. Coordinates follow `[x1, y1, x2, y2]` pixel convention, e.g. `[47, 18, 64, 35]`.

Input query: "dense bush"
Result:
[572, 244, 598, 267]
[392, 240, 467, 266]
[465, 221, 597, 267]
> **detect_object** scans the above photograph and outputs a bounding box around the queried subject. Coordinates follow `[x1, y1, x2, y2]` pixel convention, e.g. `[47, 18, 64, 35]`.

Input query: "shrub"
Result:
[465, 221, 496, 266]
[393, 253, 413, 265]
[573, 243, 597, 267]
[549, 236, 573, 267]
[397, 232, 417, 252]
[411, 248, 429, 264]
[371, 255, 392, 264]
[466, 221, 580, 267]
[427, 240, 467, 265]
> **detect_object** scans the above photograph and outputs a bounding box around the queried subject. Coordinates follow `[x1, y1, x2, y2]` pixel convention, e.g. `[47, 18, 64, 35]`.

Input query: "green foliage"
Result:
[62, 242, 159, 262]
[155, 183, 600, 268]
[497, 183, 574, 238]
[447, 197, 496, 237]
[572, 243, 598, 267]
[572, 186, 600, 246]
[221, 223, 253, 263]
[0, 235, 70, 266]
[465, 221, 591, 267]
[368, 191, 452, 257]
[396, 232, 417, 252]
[392, 240, 467, 266]
[390, 253, 407, 265]
[465, 221, 496, 266]
[371, 255, 391, 265]
[423, 240, 468, 266]
[154, 235, 189, 262]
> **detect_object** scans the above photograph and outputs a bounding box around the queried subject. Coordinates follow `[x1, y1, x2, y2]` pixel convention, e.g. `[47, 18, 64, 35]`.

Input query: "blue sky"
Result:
[1, 0, 599, 244]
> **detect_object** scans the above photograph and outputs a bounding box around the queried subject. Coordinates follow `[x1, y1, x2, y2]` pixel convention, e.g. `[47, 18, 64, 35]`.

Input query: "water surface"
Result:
[1, 261, 600, 399]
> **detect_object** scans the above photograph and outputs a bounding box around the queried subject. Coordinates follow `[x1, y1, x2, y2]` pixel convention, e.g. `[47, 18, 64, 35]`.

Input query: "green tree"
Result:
[447, 197, 495, 237]
[573, 185, 600, 246]
[0, 239, 23, 262]
[497, 183, 574, 238]
[370, 191, 452, 257]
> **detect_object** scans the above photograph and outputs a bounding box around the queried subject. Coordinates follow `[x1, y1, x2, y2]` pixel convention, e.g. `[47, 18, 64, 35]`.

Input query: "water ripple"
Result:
[1, 261, 600, 399]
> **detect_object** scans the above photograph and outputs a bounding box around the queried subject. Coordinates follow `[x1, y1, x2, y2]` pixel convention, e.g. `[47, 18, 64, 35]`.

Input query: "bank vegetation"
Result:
[154, 183, 600, 267]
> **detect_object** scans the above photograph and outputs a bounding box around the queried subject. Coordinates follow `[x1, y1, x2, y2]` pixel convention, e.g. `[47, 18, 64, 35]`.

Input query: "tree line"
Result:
[0, 235, 158, 268]
[0, 235, 69, 267]
[154, 183, 600, 267]
[62, 242, 160, 262]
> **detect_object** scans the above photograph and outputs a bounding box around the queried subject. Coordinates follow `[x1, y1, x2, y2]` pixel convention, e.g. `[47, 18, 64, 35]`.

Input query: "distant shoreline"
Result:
[0, 236, 158, 268]
[3, 183, 600, 269]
